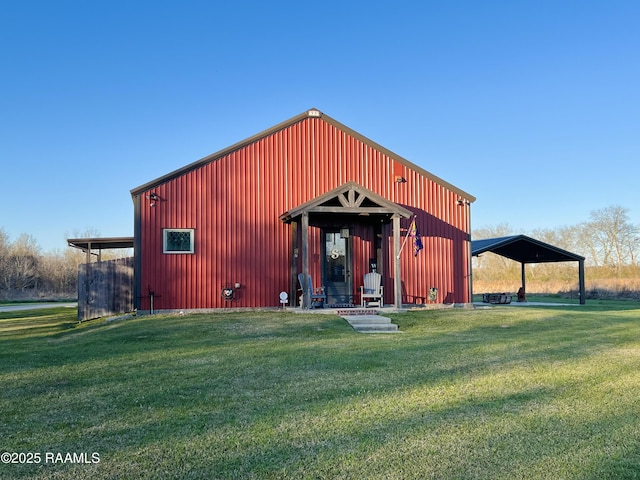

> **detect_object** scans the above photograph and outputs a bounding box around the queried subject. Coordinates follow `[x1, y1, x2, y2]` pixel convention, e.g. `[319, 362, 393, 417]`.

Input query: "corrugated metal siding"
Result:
[137, 116, 472, 310]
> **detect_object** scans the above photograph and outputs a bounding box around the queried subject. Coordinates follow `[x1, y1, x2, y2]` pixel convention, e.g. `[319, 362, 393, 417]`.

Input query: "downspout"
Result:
[467, 202, 473, 304]
[133, 193, 142, 311]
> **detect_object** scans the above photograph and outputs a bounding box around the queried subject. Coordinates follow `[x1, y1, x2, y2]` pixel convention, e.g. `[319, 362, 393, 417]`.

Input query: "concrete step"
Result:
[337, 309, 379, 316]
[343, 315, 399, 333]
[346, 315, 393, 325]
[352, 323, 399, 332]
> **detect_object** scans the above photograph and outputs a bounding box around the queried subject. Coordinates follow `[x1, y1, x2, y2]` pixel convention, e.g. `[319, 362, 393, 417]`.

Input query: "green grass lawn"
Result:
[1, 303, 640, 479]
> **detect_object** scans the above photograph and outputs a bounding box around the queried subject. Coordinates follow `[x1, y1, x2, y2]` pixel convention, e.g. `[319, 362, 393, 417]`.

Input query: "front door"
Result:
[322, 229, 352, 305]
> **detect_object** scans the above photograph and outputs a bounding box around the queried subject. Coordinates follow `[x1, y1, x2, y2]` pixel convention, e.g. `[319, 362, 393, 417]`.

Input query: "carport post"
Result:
[579, 260, 586, 305]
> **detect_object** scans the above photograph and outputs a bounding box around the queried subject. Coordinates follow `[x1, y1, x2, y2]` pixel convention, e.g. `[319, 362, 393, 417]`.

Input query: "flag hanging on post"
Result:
[409, 218, 423, 256]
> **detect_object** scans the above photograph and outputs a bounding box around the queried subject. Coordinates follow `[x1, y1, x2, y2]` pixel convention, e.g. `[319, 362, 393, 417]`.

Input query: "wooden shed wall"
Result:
[135, 115, 471, 310]
[78, 257, 134, 320]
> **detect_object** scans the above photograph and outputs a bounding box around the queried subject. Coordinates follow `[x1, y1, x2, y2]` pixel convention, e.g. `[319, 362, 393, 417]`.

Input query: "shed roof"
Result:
[67, 237, 134, 251]
[130, 108, 476, 202]
[471, 235, 585, 263]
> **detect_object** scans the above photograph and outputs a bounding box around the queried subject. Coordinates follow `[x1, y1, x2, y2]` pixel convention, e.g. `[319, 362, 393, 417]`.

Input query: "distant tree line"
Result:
[473, 205, 640, 297]
[474, 205, 639, 268]
[0, 228, 129, 301]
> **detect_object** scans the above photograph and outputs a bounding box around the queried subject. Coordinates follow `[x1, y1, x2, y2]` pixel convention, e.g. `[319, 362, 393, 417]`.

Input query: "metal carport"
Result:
[67, 237, 134, 263]
[471, 235, 586, 304]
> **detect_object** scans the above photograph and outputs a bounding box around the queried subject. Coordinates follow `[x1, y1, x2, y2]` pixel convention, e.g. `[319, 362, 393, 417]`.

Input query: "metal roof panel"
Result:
[471, 235, 585, 263]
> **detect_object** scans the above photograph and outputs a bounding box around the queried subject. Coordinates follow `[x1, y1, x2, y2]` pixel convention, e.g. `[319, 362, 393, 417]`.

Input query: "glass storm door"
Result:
[322, 229, 352, 305]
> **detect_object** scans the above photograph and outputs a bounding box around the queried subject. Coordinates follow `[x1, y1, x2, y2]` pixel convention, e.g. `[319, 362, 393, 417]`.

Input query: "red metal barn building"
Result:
[130, 109, 475, 312]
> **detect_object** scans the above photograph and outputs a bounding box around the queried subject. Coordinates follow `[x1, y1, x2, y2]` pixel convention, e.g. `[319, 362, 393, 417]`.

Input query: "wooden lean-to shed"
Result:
[130, 108, 475, 312]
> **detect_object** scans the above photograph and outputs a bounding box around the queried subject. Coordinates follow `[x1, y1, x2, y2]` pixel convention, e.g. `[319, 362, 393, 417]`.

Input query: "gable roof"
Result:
[471, 235, 585, 263]
[130, 108, 476, 202]
[279, 181, 413, 223]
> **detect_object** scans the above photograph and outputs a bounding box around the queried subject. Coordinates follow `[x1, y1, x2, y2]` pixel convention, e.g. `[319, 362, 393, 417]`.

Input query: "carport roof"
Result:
[471, 235, 585, 264]
[67, 237, 134, 251]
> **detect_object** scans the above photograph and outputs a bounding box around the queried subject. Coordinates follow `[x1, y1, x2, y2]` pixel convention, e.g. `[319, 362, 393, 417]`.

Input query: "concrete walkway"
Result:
[0, 302, 77, 313]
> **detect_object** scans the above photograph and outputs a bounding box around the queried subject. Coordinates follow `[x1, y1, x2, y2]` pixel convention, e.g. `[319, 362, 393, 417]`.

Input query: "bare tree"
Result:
[580, 206, 639, 269]
[472, 223, 515, 241]
[530, 226, 580, 253]
[7, 234, 41, 290]
[39, 248, 84, 294]
[0, 228, 10, 290]
[471, 223, 519, 280]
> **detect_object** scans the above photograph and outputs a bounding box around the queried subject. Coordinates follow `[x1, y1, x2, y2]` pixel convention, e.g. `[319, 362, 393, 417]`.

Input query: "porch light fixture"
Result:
[395, 176, 406, 183]
[147, 192, 159, 207]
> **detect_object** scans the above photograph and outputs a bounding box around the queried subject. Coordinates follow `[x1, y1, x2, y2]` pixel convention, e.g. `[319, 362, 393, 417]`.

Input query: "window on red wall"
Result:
[163, 229, 195, 254]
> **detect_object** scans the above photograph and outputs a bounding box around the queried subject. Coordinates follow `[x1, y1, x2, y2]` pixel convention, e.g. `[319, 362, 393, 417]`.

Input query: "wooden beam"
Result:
[393, 214, 402, 308]
[348, 189, 356, 206]
[310, 206, 398, 215]
[337, 192, 350, 207]
[290, 221, 298, 306]
[301, 212, 310, 309]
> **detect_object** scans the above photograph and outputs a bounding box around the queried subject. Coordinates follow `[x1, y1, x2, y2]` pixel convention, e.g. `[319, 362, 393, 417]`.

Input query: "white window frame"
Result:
[163, 228, 195, 254]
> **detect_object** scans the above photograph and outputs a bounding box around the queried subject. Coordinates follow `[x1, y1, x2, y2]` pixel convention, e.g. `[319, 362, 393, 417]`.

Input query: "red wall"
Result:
[134, 114, 472, 310]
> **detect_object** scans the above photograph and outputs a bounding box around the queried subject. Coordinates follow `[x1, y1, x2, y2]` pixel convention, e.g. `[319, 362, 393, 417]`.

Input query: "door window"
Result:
[325, 232, 346, 282]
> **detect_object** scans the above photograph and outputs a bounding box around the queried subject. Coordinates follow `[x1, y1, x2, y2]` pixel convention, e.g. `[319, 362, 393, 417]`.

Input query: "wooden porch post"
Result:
[290, 220, 298, 306]
[393, 214, 402, 308]
[301, 212, 310, 309]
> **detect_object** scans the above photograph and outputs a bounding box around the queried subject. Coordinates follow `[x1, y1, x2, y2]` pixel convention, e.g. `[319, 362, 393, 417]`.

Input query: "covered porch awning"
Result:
[280, 181, 412, 308]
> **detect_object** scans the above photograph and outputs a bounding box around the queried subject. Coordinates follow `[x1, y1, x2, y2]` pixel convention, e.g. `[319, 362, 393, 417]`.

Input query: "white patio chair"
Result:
[360, 272, 383, 308]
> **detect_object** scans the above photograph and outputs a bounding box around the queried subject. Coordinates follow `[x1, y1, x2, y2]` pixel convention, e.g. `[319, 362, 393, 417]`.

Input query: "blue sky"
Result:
[1, 1, 639, 252]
